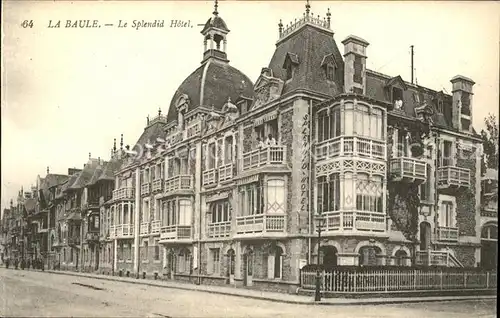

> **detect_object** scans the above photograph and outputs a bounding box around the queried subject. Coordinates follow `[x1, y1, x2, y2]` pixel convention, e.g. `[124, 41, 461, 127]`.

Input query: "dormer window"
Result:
[285, 62, 293, 81]
[326, 64, 335, 81]
[437, 100, 444, 113]
[283, 52, 299, 82]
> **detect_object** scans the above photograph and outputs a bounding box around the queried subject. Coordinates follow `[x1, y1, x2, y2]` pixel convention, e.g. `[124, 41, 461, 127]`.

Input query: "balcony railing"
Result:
[152, 179, 163, 192]
[242, 146, 287, 172]
[202, 168, 217, 187]
[437, 226, 459, 241]
[164, 175, 193, 194]
[208, 221, 231, 238]
[141, 183, 151, 195]
[160, 225, 192, 241]
[437, 166, 471, 189]
[319, 211, 386, 233]
[219, 164, 234, 183]
[416, 250, 464, 267]
[140, 222, 149, 235]
[151, 220, 161, 234]
[235, 214, 286, 236]
[315, 136, 386, 161]
[110, 224, 134, 239]
[390, 157, 427, 182]
[112, 187, 135, 201]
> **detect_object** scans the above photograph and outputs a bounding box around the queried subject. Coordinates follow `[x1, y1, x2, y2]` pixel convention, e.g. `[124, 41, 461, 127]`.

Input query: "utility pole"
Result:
[410, 45, 414, 85]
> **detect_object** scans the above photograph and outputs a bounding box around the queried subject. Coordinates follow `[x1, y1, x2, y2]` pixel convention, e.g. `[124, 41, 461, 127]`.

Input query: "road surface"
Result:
[0, 268, 496, 318]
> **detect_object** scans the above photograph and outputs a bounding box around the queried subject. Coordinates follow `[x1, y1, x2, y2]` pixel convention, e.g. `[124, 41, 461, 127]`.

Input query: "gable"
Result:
[282, 52, 300, 68]
[320, 53, 337, 67]
[385, 75, 408, 91]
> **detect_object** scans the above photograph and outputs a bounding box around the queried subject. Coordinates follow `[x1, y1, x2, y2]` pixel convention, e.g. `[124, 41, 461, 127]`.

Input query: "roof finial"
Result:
[113, 138, 117, 153]
[158, 107, 162, 116]
[120, 134, 124, 149]
[147, 115, 150, 125]
[305, 0, 310, 16]
[47, 166, 49, 174]
[326, 8, 331, 28]
[213, 0, 218, 16]
[278, 19, 283, 37]
[89, 152, 91, 159]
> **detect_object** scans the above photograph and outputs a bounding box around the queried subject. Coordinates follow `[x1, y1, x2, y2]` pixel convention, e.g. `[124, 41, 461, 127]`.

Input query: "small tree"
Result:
[480, 113, 499, 174]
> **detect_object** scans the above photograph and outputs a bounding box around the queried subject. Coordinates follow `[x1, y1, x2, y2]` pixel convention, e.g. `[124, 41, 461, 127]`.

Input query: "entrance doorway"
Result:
[227, 249, 235, 284]
[419, 222, 432, 251]
[481, 224, 497, 270]
[243, 249, 253, 287]
[319, 246, 338, 266]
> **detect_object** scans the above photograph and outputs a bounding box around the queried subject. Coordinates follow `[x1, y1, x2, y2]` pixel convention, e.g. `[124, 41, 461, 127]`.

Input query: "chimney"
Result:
[451, 75, 475, 132]
[342, 35, 369, 94]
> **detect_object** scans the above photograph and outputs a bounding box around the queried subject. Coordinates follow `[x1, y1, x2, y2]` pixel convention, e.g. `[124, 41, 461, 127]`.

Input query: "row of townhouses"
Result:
[1, 2, 497, 293]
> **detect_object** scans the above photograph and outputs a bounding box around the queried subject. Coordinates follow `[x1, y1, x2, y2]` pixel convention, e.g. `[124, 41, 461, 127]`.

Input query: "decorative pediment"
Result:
[251, 74, 284, 110]
[385, 75, 408, 91]
[320, 53, 337, 67]
[283, 52, 300, 68]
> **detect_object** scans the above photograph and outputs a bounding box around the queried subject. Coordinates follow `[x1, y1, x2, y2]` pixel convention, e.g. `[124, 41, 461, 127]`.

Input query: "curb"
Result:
[20, 269, 497, 306]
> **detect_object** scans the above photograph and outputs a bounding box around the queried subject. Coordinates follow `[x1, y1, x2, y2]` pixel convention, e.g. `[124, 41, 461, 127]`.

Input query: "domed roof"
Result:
[167, 59, 254, 122]
[201, 15, 229, 33]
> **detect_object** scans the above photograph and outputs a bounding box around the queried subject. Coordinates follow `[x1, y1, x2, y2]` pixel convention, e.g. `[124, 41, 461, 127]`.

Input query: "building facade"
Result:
[1, 1, 497, 294]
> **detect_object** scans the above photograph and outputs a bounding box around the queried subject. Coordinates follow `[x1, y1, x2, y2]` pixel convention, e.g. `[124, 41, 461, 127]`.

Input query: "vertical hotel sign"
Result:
[300, 108, 310, 221]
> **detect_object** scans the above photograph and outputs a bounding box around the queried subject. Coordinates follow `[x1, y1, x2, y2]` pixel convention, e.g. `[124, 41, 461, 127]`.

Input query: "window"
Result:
[437, 100, 444, 114]
[461, 93, 471, 116]
[211, 200, 231, 223]
[266, 180, 285, 214]
[143, 200, 150, 223]
[224, 136, 233, 164]
[326, 64, 335, 81]
[108, 247, 111, 263]
[143, 241, 148, 260]
[353, 55, 363, 84]
[394, 250, 409, 266]
[392, 87, 403, 102]
[154, 245, 160, 261]
[208, 143, 216, 169]
[127, 243, 132, 260]
[354, 105, 371, 137]
[210, 248, 221, 275]
[178, 200, 192, 226]
[162, 200, 177, 226]
[396, 129, 408, 157]
[481, 226, 498, 240]
[356, 174, 383, 213]
[420, 164, 432, 201]
[442, 140, 453, 166]
[317, 108, 341, 142]
[240, 183, 263, 216]
[317, 173, 340, 213]
[155, 199, 161, 221]
[439, 201, 454, 227]
[285, 62, 293, 81]
[267, 246, 283, 279]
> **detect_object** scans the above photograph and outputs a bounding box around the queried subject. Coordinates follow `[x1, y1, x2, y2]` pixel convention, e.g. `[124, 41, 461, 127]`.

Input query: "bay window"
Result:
[356, 174, 383, 212]
[317, 173, 340, 213]
[162, 200, 177, 226]
[240, 183, 263, 216]
[266, 179, 285, 214]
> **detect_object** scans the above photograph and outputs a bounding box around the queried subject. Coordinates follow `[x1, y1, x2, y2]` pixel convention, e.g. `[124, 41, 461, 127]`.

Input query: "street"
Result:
[0, 268, 496, 318]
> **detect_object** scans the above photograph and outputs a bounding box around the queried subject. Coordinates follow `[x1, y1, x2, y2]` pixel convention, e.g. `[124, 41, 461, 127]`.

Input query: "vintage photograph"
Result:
[0, 0, 498, 317]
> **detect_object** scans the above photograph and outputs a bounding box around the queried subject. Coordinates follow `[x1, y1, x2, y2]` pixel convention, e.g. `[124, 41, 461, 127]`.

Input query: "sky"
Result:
[1, 1, 499, 214]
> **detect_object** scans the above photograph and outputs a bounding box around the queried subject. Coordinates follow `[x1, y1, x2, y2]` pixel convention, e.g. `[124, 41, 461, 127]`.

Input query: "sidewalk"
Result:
[24, 268, 497, 306]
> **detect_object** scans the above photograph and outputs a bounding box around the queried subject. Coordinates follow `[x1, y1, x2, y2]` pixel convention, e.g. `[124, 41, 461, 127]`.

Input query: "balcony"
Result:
[164, 175, 193, 196]
[390, 157, 427, 183]
[140, 222, 149, 235]
[85, 232, 99, 242]
[151, 220, 161, 234]
[202, 169, 217, 187]
[159, 225, 192, 242]
[152, 179, 163, 192]
[235, 214, 286, 238]
[110, 224, 134, 239]
[315, 136, 386, 161]
[241, 146, 287, 173]
[437, 166, 471, 190]
[319, 211, 386, 234]
[219, 164, 234, 183]
[437, 226, 459, 241]
[141, 183, 151, 196]
[208, 221, 231, 238]
[68, 236, 81, 246]
[112, 187, 135, 201]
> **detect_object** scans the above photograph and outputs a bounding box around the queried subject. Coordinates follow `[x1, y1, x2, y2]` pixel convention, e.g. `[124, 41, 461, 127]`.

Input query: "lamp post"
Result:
[314, 214, 325, 302]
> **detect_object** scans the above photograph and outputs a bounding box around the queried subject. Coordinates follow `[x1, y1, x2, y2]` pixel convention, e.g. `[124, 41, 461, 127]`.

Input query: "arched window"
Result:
[394, 250, 409, 266]
[482, 225, 498, 240]
[267, 179, 285, 214]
